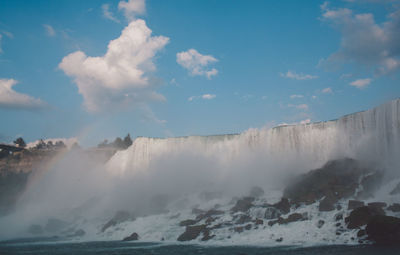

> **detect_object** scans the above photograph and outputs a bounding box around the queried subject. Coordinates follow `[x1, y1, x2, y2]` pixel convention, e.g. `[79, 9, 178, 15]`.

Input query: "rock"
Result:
[236, 214, 252, 224]
[201, 229, 215, 241]
[244, 224, 252, 230]
[335, 213, 343, 221]
[264, 207, 281, 219]
[205, 217, 215, 224]
[284, 158, 371, 205]
[196, 209, 224, 221]
[390, 182, 400, 195]
[317, 220, 325, 228]
[179, 219, 198, 227]
[366, 215, 400, 244]
[273, 198, 290, 214]
[231, 197, 255, 213]
[345, 206, 385, 229]
[348, 200, 364, 210]
[275, 237, 283, 242]
[101, 211, 135, 232]
[177, 224, 207, 241]
[249, 186, 264, 197]
[367, 202, 387, 209]
[45, 218, 68, 233]
[122, 232, 139, 241]
[319, 195, 337, 212]
[387, 203, 400, 212]
[268, 213, 307, 226]
[255, 218, 263, 225]
[234, 226, 244, 233]
[28, 224, 43, 235]
[357, 229, 366, 237]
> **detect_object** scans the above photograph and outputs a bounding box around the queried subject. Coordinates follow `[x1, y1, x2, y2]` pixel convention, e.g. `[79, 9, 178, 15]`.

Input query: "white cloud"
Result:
[202, 94, 216, 100]
[176, 49, 218, 79]
[321, 3, 400, 75]
[322, 87, 333, 93]
[0, 34, 2, 54]
[290, 94, 304, 99]
[59, 19, 169, 112]
[300, 119, 311, 124]
[280, 71, 318, 80]
[188, 94, 216, 101]
[350, 78, 372, 88]
[102, 4, 120, 23]
[118, 0, 145, 21]
[312, 95, 317, 99]
[43, 24, 56, 37]
[288, 103, 309, 110]
[0, 79, 46, 110]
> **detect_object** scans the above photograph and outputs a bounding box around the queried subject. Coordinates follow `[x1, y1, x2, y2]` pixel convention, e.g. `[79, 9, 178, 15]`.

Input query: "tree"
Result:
[13, 137, 26, 148]
[123, 134, 133, 148]
[113, 137, 124, 149]
[97, 139, 109, 148]
[35, 139, 46, 150]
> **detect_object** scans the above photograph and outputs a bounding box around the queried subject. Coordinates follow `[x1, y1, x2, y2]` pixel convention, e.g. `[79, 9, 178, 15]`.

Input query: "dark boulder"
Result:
[196, 209, 224, 221]
[284, 158, 371, 205]
[319, 195, 337, 212]
[273, 198, 290, 214]
[231, 197, 255, 213]
[255, 218, 263, 225]
[387, 203, 400, 212]
[264, 206, 281, 219]
[236, 214, 252, 224]
[268, 213, 307, 226]
[335, 213, 343, 221]
[366, 215, 400, 244]
[122, 232, 139, 241]
[345, 206, 385, 229]
[348, 200, 364, 210]
[179, 219, 198, 227]
[177, 224, 208, 241]
[317, 220, 325, 228]
[357, 229, 366, 237]
[367, 202, 387, 209]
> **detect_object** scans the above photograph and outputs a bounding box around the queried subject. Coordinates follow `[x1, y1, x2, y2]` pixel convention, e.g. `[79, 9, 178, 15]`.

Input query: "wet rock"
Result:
[268, 213, 307, 226]
[390, 182, 400, 195]
[317, 220, 325, 228]
[177, 224, 207, 241]
[357, 229, 366, 237]
[335, 213, 343, 221]
[345, 206, 385, 229]
[348, 200, 364, 210]
[45, 218, 68, 233]
[205, 217, 215, 224]
[179, 219, 198, 227]
[276, 237, 283, 242]
[244, 224, 252, 230]
[264, 207, 281, 219]
[249, 186, 264, 197]
[367, 202, 387, 209]
[231, 197, 255, 213]
[201, 229, 215, 241]
[101, 211, 135, 232]
[284, 158, 371, 205]
[122, 232, 139, 241]
[366, 215, 400, 244]
[387, 203, 400, 212]
[255, 218, 263, 225]
[28, 224, 43, 235]
[273, 198, 290, 214]
[319, 195, 337, 212]
[236, 214, 252, 224]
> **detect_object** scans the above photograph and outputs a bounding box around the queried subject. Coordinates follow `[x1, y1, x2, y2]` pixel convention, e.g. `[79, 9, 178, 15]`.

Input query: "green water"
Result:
[0, 239, 399, 255]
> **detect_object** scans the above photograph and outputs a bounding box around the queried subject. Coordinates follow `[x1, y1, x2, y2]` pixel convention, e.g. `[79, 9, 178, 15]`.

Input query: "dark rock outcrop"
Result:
[236, 214, 252, 224]
[366, 215, 400, 244]
[122, 232, 139, 241]
[348, 200, 364, 210]
[387, 203, 400, 212]
[196, 209, 224, 221]
[319, 195, 337, 212]
[284, 158, 373, 206]
[272, 198, 290, 214]
[367, 202, 387, 209]
[179, 219, 198, 227]
[345, 206, 385, 229]
[177, 224, 209, 241]
[231, 197, 254, 213]
[264, 206, 281, 219]
[268, 212, 307, 226]
[101, 211, 135, 232]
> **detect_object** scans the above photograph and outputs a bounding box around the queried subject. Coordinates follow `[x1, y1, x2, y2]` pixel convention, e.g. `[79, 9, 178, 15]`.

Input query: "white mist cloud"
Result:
[59, 19, 169, 112]
[350, 78, 372, 88]
[290, 94, 304, 99]
[177, 49, 218, 79]
[102, 4, 120, 23]
[118, 0, 145, 21]
[322, 87, 333, 94]
[320, 2, 400, 75]
[288, 103, 309, 110]
[280, 71, 318, 80]
[0, 79, 46, 110]
[188, 94, 216, 101]
[43, 24, 56, 37]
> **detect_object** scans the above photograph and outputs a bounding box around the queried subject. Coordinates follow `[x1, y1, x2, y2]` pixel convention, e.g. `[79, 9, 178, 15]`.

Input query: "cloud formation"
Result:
[102, 4, 120, 23]
[59, 19, 169, 112]
[0, 79, 46, 110]
[322, 87, 333, 94]
[280, 71, 318, 80]
[177, 49, 218, 79]
[321, 2, 400, 75]
[288, 103, 309, 110]
[350, 78, 372, 88]
[188, 94, 216, 101]
[290, 94, 304, 99]
[43, 24, 56, 37]
[118, 0, 145, 21]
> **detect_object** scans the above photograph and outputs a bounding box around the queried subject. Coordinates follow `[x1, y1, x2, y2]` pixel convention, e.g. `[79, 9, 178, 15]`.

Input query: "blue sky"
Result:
[0, 0, 399, 146]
